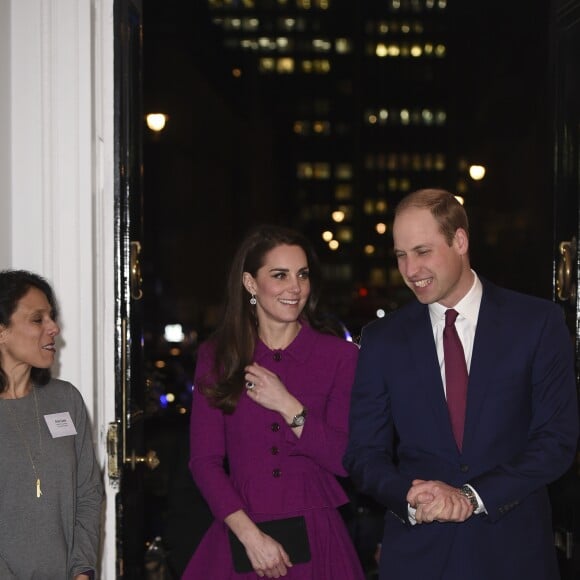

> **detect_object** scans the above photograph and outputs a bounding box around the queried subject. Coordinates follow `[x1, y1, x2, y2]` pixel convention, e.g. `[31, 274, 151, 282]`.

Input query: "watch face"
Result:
[294, 415, 305, 426]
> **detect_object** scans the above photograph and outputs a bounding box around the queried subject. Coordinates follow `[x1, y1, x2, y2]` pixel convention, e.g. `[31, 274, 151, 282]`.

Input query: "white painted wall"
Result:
[3, 0, 117, 577]
[0, 0, 11, 268]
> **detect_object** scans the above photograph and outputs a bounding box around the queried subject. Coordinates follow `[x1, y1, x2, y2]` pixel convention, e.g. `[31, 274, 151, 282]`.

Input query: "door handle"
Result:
[556, 237, 576, 303]
[126, 449, 161, 472]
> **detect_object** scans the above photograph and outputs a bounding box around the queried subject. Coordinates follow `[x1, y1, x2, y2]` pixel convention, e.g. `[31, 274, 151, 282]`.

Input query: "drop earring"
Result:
[250, 294, 257, 305]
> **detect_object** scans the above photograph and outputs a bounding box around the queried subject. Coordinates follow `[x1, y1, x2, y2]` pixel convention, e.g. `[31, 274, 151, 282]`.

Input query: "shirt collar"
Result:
[428, 270, 483, 327]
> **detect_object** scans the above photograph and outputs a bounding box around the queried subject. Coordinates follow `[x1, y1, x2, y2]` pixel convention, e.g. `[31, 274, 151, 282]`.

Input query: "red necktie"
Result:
[444, 309, 468, 450]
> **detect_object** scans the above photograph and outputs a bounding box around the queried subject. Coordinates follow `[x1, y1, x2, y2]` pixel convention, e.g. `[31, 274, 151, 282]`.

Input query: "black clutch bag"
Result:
[228, 515, 311, 573]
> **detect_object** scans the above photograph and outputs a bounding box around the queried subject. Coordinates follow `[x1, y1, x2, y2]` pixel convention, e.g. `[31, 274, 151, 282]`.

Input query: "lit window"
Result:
[277, 57, 295, 73]
[297, 163, 313, 179]
[314, 59, 331, 73]
[376, 199, 388, 213]
[302, 60, 313, 73]
[322, 230, 333, 242]
[410, 44, 422, 57]
[313, 162, 331, 179]
[293, 121, 307, 135]
[296, 0, 312, 8]
[313, 121, 330, 134]
[400, 109, 410, 124]
[313, 38, 332, 52]
[376, 222, 388, 234]
[244, 18, 259, 30]
[438, 0, 447, 8]
[363, 200, 374, 215]
[424, 43, 434, 55]
[379, 22, 389, 34]
[435, 110, 447, 125]
[364, 244, 376, 256]
[277, 37, 289, 49]
[336, 227, 353, 242]
[335, 164, 353, 180]
[257, 37, 270, 49]
[376, 43, 388, 57]
[435, 44, 446, 57]
[259, 58, 275, 72]
[329, 240, 339, 250]
[336, 38, 351, 53]
[388, 44, 400, 57]
[435, 154, 446, 170]
[335, 184, 352, 200]
[368, 114, 378, 125]
[401, 178, 411, 190]
[282, 18, 296, 29]
[422, 109, 434, 124]
[401, 24, 410, 33]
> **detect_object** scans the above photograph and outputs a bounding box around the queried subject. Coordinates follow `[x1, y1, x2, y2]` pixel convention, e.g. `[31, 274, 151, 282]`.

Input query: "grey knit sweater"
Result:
[0, 379, 104, 579]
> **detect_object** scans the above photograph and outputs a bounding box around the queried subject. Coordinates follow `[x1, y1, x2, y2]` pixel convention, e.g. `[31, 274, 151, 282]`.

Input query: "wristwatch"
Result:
[289, 408, 308, 428]
[459, 484, 479, 510]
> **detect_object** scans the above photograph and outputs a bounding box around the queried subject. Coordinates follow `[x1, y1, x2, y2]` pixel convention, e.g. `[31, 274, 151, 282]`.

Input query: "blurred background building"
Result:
[140, 1, 557, 577]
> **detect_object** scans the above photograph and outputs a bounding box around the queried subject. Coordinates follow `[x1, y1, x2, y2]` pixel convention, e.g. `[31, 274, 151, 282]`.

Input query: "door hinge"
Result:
[107, 422, 120, 481]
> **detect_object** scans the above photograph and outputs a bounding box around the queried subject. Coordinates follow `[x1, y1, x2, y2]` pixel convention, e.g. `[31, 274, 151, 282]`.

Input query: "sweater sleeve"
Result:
[188, 344, 246, 521]
[68, 384, 105, 579]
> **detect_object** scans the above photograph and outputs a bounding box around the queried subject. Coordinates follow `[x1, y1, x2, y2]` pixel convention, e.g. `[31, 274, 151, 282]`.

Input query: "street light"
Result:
[146, 113, 169, 132]
[469, 164, 486, 181]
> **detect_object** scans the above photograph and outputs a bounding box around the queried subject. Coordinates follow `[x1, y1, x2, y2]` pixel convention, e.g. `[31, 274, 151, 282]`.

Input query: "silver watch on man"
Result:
[459, 484, 479, 510]
[289, 408, 308, 428]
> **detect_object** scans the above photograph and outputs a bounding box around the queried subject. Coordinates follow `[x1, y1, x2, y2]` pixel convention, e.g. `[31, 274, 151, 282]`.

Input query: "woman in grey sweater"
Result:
[0, 269, 103, 579]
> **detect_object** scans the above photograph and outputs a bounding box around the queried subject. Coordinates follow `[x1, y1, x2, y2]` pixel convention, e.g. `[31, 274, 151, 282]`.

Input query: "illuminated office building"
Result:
[203, 0, 461, 328]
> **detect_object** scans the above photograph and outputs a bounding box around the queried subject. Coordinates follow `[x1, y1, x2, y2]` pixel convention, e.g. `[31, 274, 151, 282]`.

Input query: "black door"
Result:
[550, 0, 580, 577]
[110, 0, 161, 577]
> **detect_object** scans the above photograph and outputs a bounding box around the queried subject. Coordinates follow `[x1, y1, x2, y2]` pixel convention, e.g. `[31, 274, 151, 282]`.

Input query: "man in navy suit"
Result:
[344, 188, 579, 580]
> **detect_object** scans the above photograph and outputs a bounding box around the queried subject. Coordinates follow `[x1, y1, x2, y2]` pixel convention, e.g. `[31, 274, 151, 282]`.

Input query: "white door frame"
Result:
[1, 0, 118, 577]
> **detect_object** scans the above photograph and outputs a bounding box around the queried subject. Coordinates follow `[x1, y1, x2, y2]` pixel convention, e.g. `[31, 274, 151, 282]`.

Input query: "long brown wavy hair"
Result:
[202, 224, 337, 414]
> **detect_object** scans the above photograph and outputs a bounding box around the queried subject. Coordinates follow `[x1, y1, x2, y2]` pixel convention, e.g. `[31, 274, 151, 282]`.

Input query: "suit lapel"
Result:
[403, 304, 458, 448]
[462, 282, 505, 452]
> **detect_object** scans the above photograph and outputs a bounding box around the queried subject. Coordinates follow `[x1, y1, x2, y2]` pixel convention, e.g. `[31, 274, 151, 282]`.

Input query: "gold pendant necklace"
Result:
[6, 387, 43, 498]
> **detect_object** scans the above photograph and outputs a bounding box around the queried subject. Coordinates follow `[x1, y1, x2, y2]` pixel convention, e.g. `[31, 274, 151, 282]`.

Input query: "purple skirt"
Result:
[181, 507, 365, 579]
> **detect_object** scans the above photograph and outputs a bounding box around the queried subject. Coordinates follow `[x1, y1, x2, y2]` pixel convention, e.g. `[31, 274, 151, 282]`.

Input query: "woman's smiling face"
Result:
[244, 244, 311, 326]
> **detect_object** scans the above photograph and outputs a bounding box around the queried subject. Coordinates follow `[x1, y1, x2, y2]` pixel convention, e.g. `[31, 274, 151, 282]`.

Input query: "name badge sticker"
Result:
[44, 412, 78, 438]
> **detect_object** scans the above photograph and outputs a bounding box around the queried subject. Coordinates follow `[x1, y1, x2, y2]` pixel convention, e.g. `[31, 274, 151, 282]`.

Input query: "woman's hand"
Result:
[244, 362, 302, 424]
[244, 531, 292, 578]
[225, 510, 293, 578]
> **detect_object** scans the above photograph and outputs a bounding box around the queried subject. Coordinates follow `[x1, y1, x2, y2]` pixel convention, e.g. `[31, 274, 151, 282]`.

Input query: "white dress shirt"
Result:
[408, 271, 486, 522]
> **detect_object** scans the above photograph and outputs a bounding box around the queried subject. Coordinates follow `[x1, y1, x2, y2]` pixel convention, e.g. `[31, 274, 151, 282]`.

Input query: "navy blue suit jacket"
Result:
[344, 280, 579, 580]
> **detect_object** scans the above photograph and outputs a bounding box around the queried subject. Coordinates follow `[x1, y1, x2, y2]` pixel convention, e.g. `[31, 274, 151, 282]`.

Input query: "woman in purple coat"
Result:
[182, 225, 364, 579]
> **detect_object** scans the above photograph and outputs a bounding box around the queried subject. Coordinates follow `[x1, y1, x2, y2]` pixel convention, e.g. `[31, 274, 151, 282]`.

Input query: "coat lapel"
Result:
[462, 281, 506, 452]
[403, 303, 458, 448]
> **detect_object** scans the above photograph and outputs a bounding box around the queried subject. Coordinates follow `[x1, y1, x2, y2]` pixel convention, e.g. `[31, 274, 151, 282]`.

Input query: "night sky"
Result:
[142, 0, 554, 339]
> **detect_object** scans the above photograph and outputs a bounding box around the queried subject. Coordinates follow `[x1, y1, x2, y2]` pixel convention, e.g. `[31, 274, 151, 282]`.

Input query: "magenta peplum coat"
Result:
[181, 323, 365, 579]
